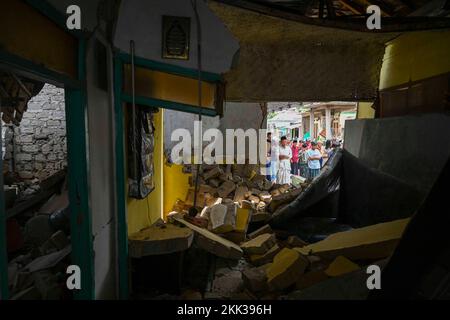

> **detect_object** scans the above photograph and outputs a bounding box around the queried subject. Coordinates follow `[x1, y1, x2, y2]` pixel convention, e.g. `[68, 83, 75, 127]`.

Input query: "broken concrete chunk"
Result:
[241, 200, 254, 210]
[32, 270, 62, 300]
[247, 195, 260, 204]
[286, 235, 308, 248]
[268, 188, 302, 213]
[11, 286, 41, 300]
[128, 223, 194, 257]
[242, 263, 272, 293]
[235, 207, 251, 234]
[324, 256, 360, 277]
[248, 224, 273, 240]
[213, 203, 237, 234]
[209, 204, 228, 231]
[50, 231, 69, 250]
[208, 178, 221, 188]
[295, 218, 411, 260]
[233, 186, 248, 204]
[258, 191, 272, 204]
[241, 233, 277, 255]
[249, 243, 282, 266]
[217, 180, 236, 198]
[250, 211, 271, 223]
[172, 216, 243, 260]
[202, 166, 223, 180]
[266, 248, 309, 291]
[295, 270, 329, 290]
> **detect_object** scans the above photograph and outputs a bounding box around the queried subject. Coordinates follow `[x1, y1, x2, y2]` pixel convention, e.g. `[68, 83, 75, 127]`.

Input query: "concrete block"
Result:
[242, 263, 271, 293]
[266, 248, 309, 291]
[295, 218, 411, 261]
[241, 233, 277, 255]
[248, 224, 273, 240]
[202, 166, 223, 180]
[172, 215, 243, 259]
[250, 211, 271, 223]
[295, 270, 329, 290]
[249, 243, 282, 266]
[50, 231, 69, 250]
[129, 223, 194, 257]
[217, 180, 236, 198]
[324, 256, 360, 277]
[286, 235, 308, 248]
[233, 186, 248, 204]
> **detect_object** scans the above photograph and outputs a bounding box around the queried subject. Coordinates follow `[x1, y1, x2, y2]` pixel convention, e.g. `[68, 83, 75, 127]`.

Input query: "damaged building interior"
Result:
[1, 0, 450, 301]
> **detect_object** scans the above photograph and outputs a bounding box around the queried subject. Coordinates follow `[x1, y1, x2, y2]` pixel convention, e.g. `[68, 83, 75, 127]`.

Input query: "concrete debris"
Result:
[171, 214, 243, 260]
[249, 243, 282, 266]
[248, 224, 273, 240]
[240, 233, 277, 255]
[295, 218, 411, 260]
[266, 248, 309, 291]
[242, 263, 271, 293]
[324, 256, 360, 277]
[286, 235, 308, 248]
[166, 164, 405, 300]
[129, 223, 194, 257]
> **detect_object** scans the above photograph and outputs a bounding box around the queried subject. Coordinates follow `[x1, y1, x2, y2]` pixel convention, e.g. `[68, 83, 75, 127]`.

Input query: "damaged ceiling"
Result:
[207, 1, 450, 102]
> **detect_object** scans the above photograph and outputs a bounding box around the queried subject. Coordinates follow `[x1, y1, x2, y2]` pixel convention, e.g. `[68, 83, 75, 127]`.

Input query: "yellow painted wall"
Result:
[379, 30, 450, 90]
[0, 0, 77, 78]
[127, 109, 164, 235]
[163, 162, 191, 219]
[357, 102, 375, 119]
[123, 65, 216, 109]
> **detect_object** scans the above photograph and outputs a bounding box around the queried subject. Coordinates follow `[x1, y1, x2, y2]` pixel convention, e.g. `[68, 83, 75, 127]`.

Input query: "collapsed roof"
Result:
[207, 0, 450, 102]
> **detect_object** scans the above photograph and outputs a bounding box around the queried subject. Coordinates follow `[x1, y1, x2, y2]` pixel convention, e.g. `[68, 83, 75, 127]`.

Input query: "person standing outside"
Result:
[307, 141, 322, 180]
[270, 135, 279, 182]
[265, 132, 272, 181]
[290, 139, 300, 175]
[298, 143, 308, 178]
[277, 136, 292, 184]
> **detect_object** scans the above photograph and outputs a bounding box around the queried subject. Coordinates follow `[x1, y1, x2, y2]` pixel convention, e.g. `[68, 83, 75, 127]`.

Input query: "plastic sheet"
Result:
[128, 105, 157, 199]
[270, 148, 422, 234]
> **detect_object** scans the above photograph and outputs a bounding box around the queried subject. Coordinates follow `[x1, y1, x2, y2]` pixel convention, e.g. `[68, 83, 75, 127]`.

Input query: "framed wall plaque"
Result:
[162, 16, 190, 60]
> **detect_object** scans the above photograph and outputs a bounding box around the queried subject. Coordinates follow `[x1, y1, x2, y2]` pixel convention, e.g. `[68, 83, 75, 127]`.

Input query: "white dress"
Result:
[277, 145, 292, 184]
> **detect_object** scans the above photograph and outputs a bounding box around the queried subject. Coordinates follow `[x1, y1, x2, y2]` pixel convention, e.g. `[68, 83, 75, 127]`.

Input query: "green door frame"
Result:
[0, 2, 94, 300]
[113, 52, 221, 299]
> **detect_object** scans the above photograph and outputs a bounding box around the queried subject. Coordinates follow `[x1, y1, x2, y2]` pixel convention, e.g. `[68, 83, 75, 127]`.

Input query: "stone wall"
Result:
[2, 84, 67, 181]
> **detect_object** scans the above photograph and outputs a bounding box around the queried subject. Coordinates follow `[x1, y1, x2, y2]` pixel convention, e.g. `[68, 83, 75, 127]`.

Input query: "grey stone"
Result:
[16, 153, 32, 162]
[22, 145, 39, 153]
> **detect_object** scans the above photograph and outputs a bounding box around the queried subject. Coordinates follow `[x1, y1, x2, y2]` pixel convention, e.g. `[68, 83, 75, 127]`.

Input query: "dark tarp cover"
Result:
[269, 149, 422, 238]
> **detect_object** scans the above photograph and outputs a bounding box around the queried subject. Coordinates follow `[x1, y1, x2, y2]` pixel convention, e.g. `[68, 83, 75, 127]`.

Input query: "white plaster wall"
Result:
[113, 0, 239, 74]
[85, 33, 117, 299]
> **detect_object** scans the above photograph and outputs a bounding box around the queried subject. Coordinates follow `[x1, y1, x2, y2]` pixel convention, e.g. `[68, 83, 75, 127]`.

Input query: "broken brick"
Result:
[266, 248, 309, 291]
[248, 224, 273, 239]
[249, 243, 281, 266]
[324, 256, 360, 277]
[241, 233, 277, 255]
[217, 180, 236, 198]
[242, 263, 271, 293]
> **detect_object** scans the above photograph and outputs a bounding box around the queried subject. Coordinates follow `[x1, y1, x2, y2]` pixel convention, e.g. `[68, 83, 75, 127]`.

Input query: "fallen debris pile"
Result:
[158, 163, 412, 300]
[4, 170, 72, 300]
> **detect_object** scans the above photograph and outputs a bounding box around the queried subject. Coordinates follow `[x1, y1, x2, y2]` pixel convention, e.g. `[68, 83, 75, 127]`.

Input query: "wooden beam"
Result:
[326, 0, 336, 18]
[339, 0, 365, 15]
[364, 0, 395, 16]
[319, 0, 325, 18]
[210, 0, 450, 32]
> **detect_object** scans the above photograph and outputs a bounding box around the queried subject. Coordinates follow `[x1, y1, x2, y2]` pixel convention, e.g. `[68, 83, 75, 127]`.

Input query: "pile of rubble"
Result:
[151, 164, 412, 300]
[5, 170, 72, 300]
[169, 163, 307, 244]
